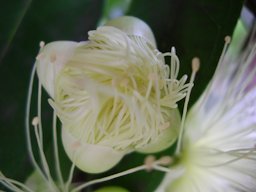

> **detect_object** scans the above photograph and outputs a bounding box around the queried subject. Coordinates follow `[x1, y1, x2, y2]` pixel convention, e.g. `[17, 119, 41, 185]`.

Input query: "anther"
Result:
[39, 41, 45, 48]
[224, 36, 231, 44]
[158, 156, 172, 166]
[171, 47, 176, 54]
[32, 116, 39, 126]
[192, 57, 200, 73]
[144, 155, 156, 172]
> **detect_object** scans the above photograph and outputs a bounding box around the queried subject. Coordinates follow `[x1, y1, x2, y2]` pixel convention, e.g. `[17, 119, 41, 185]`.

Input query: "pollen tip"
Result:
[171, 46, 176, 54]
[224, 36, 231, 44]
[158, 156, 172, 166]
[39, 41, 45, 48]
[144, 155, 156, 171]
[32, 116, 39, 126]
[192, 57, 200, 72]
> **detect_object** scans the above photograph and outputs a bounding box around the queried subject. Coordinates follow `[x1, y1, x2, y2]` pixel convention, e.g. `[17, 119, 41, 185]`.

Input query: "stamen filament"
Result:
[202, 147, 256, 168]
[71, 156, 172, 192]
[37, 81, 43, 148]
[71, 165, 146, 192]
[26, 64, 59, 192]
[64, 163, 76, 192]
[26, 64, 50, 186]
[176, 57, 200, 155]
[53, 111, 65, 190]
[0, 176, 33, 192]
[33, 119, 58, 192]
[153, 165, 173, 173]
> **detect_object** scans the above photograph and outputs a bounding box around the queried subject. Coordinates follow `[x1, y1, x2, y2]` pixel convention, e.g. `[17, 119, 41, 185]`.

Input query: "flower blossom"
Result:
[35, 16, 191, 173]
[156, 32, 256, 191]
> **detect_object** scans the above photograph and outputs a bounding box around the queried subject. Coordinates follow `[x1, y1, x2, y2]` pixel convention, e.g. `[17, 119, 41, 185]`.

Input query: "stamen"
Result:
[144, 155, 156, 172]
[33, 118, 57, 191]
[26, 65, 59, 192]
[39, 41, 45, 48]
[0, 174, 24, 192]
[0, 171, 34, 192]
[37, 81, 43, 148]
[71, 163, 146, 192]
[206, 145, 256, 168]
[171, 47, 176, 54]
[217, 36, 231, 67]
[71, 156, 173, 192]
[158, 156, 173, 166]
[192, 57, 200, 73]
[26, 65, 49, 183]
[225, 36, 231, 44]
[176, 57, 200, 155]
[52, 111, 65, 190]
[32, 116, 39, 126]
[152, 165, 173, 173]
[148, 156, 173, 173]
[65, 163, 76, 192]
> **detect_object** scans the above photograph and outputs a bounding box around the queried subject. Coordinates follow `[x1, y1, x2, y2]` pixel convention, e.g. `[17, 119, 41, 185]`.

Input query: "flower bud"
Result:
[36, 17, 189, 173]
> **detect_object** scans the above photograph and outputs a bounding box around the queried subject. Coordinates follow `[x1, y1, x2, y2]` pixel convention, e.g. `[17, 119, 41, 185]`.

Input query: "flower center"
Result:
[50, 26, 192, 151]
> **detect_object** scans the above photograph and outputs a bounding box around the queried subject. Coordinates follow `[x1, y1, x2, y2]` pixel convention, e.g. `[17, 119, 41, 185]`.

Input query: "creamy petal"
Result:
[36, 41, 80, 97]
[62, 127, 124, 173]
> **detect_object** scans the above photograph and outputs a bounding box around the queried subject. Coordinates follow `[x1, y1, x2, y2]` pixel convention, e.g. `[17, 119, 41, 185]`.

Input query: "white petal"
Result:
[136, 108, 180, 153]
[61, 127, 124, 173]
[36, 41, 79, 97]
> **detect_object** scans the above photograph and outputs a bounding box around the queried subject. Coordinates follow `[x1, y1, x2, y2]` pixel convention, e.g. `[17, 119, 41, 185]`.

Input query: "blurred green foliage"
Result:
[0, 0, 244, 191]
[99, 0, 132, 25]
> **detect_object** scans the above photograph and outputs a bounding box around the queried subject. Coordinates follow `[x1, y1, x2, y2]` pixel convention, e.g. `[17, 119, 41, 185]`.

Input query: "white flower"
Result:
[35, 16, 191, 173]
[157, 33, 256, 191]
